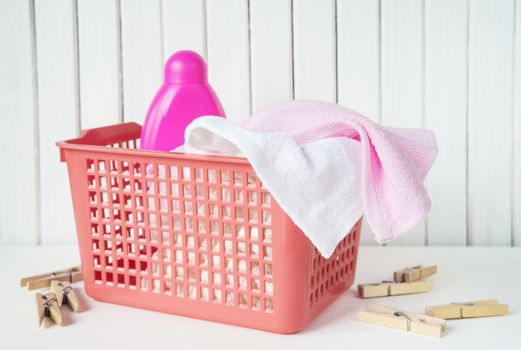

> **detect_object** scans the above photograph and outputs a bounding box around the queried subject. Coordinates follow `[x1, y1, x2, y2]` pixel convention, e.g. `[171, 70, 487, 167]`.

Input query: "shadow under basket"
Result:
[57, 122, 362, 334]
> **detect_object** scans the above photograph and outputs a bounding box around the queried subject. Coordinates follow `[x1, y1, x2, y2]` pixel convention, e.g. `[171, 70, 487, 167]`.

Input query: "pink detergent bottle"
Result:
[140, 50, 225, 151]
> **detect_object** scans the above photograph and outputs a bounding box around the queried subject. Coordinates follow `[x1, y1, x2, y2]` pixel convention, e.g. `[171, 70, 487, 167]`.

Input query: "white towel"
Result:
[182, 117, 363, 258]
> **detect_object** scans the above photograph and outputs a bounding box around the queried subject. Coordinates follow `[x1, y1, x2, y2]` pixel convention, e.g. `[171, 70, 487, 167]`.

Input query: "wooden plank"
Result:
[77, 0, 122, 129]
[337, 0, 379, 119]
[424, 0, 467, 245]
[381, 0, 425, 245]
[336, 0, 380, 246]
[120, 0, 162, 123]
[0, 0, 39, 245]
[206, 0, 250, 122]
[467, 0, 514, 246]
[161, 0, 206, 60]
[292, 0, 336, 102]
[512, 0, 520, 247]
[35, 0, 79, 245]
[249, 0, 293, 112]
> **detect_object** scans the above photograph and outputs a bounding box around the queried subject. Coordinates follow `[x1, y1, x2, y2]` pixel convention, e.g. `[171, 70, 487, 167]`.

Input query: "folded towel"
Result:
[183, 100, 438, 257]
[243, 100, 438, 244]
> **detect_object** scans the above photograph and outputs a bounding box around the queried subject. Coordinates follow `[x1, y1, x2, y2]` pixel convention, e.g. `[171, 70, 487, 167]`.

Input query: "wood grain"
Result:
[467, 0, 514, 246]
[249, 0, 293, 113]
[424, 0, 468, 245]
[0, 0, 39, 244]
[35, 0, 79, 244]
[162, 0, 206, 60]
[78, 0, 122, 128]
[120, 0, 162, 123]
[514, 0, 521, 247]
[206, 0, 251, 122]
[293, 0, 336, 102]
[1, 0, 519, 247]
[337, 0, 380, 119]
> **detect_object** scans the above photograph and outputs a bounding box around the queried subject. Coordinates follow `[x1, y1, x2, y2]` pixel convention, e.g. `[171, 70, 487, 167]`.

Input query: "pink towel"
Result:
[242, 100, 438, 243]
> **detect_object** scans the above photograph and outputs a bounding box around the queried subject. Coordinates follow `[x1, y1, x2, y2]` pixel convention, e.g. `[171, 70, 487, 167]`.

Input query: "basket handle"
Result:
[56, 122, 142, 162]
[58, 122, 141, 147]
[74, 122, 142, 146]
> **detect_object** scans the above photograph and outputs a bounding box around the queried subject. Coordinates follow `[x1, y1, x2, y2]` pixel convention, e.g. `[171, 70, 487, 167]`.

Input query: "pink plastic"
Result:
[140, 50, 225, 151]
[58, 122, 362, 334]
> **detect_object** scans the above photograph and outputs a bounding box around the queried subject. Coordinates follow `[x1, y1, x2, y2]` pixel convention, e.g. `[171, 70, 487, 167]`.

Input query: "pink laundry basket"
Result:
[57, 122, 362, 334]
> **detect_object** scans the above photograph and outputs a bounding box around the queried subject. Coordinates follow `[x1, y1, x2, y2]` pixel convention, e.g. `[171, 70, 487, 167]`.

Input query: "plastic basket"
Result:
[57, 122, 362, 334]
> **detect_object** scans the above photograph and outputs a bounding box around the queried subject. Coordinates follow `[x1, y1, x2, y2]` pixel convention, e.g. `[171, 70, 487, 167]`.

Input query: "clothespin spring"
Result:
[61, 285, 73, 305]
[42, 296, 58, 318]
[393, 311, 412, 331]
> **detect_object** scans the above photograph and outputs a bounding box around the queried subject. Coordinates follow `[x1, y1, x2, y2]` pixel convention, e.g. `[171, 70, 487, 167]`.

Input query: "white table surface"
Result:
[2, 246, 520, 349]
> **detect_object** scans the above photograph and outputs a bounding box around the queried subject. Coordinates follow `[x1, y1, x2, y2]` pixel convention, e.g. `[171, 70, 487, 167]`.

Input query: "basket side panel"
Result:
[59, 123, 362, 333]
[62, 140, 306, 332]
[308, 219, 362, 321]
[268, 202, 314, 333]
[63, 149, 97, 292]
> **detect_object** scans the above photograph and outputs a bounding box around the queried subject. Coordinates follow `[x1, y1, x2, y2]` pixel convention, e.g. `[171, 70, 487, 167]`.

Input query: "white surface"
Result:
[515, 1, 521, 246]
[206, 0, 251, 122]
[0, 0, 39, 245]
[162, 0, 206, 61]
[2, 246, 520, 349]
[337, 0, 380, 120]
[120, 0, 162, 123]
[78, 0, 122, 129]
[468, 0, 515, 246]
[250, 0, 293, 112]
[1, 0, 521, 246]
[34, 0, 79, 245]
[293, 0, 336, 102]
[424, 0, 468, 246]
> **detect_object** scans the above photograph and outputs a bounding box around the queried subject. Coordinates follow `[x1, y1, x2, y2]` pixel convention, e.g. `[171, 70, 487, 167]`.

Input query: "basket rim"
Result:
[56, 122, 251, 166]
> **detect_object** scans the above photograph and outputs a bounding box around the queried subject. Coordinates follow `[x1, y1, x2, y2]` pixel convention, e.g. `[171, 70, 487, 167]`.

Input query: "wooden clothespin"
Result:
[358, 280, 432, 298]
[36, 292, 63, 326]
[394, 265, 437, 283]
[51, 280, 81, 312]
[358, 303, 447, 337]
[21, 266, 82, 291]
[425, 299, 509, 319]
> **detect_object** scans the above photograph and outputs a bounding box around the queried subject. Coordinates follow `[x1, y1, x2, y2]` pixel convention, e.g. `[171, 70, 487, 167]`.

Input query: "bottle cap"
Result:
[164, 50, 207, 84]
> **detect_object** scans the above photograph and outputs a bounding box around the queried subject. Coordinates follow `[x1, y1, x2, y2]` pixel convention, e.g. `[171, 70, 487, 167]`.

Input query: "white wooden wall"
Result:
[1, 0, 520, 247]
